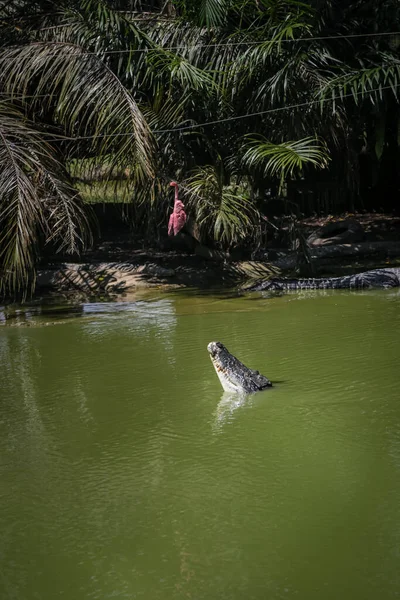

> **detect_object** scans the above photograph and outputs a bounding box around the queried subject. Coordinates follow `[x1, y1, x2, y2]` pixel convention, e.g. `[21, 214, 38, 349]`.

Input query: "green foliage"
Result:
[173, 0, 230, 28]
[242, 136, 330, 191]
[147, 50, 218, 93]
[0, 43, 155, 177]
[319, 59, 400, 106]
[0, 101, 90, 294]
[185, 165, 260, 247]
[0, 0, 400, 295]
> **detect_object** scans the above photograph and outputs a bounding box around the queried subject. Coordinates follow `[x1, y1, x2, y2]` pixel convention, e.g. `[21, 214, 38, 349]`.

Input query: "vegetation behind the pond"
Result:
[0, 0, 399, 295]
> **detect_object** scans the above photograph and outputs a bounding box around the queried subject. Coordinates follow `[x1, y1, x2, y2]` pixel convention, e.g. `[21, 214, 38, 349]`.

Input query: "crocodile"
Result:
[246, 267, 400, 292]
[207, 341, 272, 394]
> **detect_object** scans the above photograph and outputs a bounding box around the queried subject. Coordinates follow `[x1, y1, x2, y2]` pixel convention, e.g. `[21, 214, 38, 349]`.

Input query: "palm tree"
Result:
[0, 0, 155, 294]
[1, 0, 399, 296]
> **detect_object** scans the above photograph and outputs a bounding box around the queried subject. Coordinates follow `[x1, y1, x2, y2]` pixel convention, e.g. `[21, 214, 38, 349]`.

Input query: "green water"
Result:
[1, 289, 400, 600]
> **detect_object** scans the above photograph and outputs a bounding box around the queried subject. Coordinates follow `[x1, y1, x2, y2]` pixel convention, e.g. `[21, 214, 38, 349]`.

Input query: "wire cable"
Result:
[1, 30, 400, 57]
[37, 82, 400, 142]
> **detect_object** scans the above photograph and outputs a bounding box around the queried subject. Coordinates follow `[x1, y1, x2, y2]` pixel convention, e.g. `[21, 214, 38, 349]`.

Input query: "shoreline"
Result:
[3, 212, 400, 305]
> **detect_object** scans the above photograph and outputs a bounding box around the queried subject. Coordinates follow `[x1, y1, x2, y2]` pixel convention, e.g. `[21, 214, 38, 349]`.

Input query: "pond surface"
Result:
[1, 289, 400, 600]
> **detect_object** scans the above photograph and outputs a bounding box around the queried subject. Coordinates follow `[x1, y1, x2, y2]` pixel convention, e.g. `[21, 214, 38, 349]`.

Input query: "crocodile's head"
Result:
[207, 341, 272, 394]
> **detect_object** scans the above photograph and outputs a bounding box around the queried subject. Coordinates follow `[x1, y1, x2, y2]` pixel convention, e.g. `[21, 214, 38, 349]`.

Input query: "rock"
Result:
[307, 219, 364, 247]
[136, 263, 175, 277]
[271, 241, 400, 271]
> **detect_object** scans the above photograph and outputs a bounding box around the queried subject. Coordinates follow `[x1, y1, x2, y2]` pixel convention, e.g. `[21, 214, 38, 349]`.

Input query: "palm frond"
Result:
[0, 42, 155, 178]
[184, 164, 260, 247]
[199, 0, 228, 29]
[0, 101, 89, 294]
[319, 58, 400, 107]
[242, 135, 330, 191]
[232, 3, 313, 80]
[147, 49, 218, 93]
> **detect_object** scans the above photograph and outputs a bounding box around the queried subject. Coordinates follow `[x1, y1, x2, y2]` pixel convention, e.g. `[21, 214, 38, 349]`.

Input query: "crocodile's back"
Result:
[251, 268, 400, 292]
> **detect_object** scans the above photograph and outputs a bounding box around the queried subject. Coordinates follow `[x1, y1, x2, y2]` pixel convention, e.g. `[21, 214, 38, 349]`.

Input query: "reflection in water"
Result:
[1, 334, 45, 442]
[74, 374, 95, 425]
[81, 299, 177, 356]
[19, 338, 44, 437]
[213, 391, 252, 430]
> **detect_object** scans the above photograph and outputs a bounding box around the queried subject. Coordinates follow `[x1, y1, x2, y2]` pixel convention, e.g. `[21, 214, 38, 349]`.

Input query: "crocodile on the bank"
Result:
[207, 341, 272, 394]
[246, 267, 400, 292]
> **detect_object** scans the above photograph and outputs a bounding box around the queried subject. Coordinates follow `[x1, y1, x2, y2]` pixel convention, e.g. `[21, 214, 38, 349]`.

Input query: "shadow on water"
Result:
[166, 285, 242, 300]
[0, 303, 85, 326]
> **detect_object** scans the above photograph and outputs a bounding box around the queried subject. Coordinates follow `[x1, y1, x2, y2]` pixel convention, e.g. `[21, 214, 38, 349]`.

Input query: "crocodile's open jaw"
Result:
[207, 341, 272, 394]
[207, 341, 244, 393]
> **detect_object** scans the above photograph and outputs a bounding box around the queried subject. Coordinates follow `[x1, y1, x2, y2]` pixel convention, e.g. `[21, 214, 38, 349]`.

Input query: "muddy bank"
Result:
[34, 244, 400, 301]
[34, 256, 278, 298]
[13, 212, 400, 302]
[34, 255, 236, 300]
